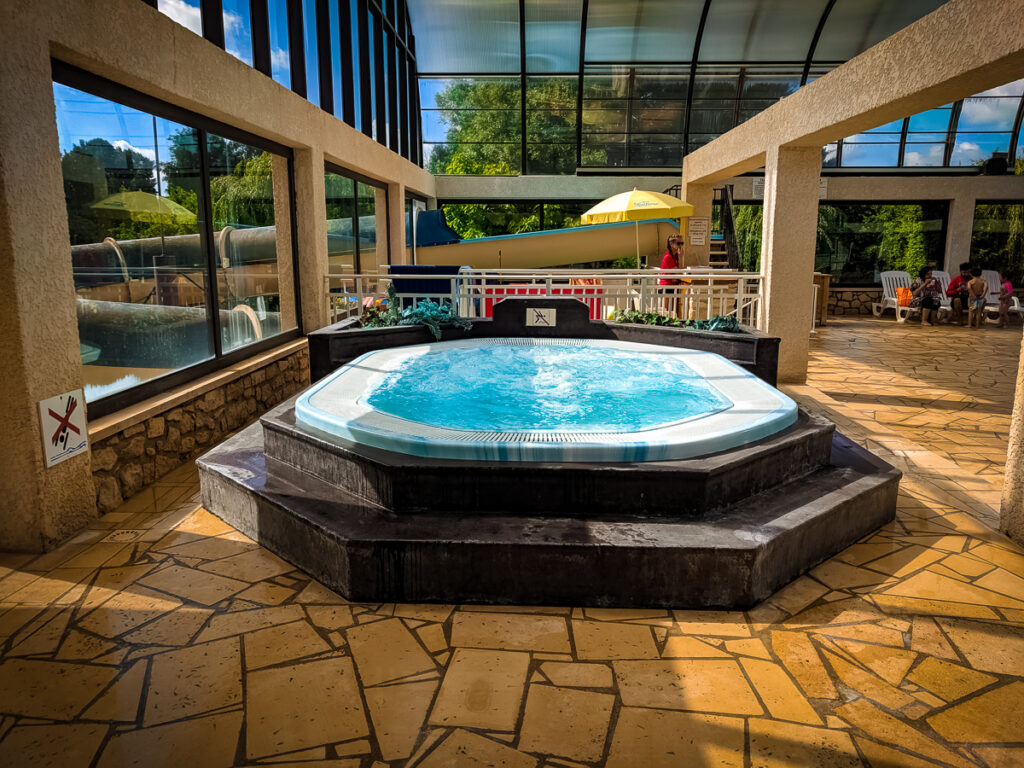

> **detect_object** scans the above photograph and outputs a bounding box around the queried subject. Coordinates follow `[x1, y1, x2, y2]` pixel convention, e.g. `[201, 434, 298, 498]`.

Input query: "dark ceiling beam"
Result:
[801, 0, 837, 86]
[519, 0, 527, 173]
[682, 0, 715, 157]
[575, 0, 589, 169]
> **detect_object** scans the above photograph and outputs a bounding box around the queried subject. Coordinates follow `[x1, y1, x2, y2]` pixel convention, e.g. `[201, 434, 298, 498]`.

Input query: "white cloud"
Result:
[157, 0, 202, 35]
[950, 140, 982, 166]
[112, 140, 157, 164]
[271, 47, 290, 75]
[975, 78, 1024, 98]
[903, 144, 944, 167]
[959, 97, 1019, 130]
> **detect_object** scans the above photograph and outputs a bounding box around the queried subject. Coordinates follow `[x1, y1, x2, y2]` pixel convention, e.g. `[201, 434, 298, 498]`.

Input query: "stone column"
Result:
[679, 181, 713, 268]
[291, 147, 329, 332]
[387, 181, 408, 266]
[944, 193, 976, 274]
[0, 26, 97, 550]
[271, 155, 297, 332]
[1001, 333, 1024, 542]
[761, 144, 821, 384]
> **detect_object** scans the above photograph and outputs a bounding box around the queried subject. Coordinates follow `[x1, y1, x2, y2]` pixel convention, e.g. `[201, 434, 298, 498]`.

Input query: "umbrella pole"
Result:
[635, 221, 640, 269]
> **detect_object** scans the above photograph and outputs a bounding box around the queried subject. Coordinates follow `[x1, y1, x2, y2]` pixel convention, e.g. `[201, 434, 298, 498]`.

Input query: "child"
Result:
[967, 267, 987, 329]
[998, 269, 1013, 328]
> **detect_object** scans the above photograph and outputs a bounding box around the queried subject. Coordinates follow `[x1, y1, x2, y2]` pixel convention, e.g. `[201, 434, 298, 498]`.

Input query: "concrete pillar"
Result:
[0, 25, 97, 550]
[291, 147, 329, 332]
[373, 187, 389, 271]
[387, 181, 408, 266]
[944, 194, 976, 274]
[761, 145, 821, 384]
[1001, 332, 1024, 543]
[271, 155, 297, 332]
[679, 181, 713, 268]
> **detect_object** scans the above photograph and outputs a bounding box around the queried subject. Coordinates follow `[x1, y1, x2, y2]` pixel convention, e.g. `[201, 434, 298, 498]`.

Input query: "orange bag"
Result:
[896, 287, 913, 307]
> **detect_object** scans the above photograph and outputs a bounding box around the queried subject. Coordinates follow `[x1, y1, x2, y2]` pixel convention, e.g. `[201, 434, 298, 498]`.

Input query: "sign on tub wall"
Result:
[526, 308, 556, 327]
[39, 389, 88, 467]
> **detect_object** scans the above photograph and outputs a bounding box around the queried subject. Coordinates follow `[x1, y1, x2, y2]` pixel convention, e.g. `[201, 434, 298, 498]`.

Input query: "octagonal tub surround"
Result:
[294, 338, 797, 462]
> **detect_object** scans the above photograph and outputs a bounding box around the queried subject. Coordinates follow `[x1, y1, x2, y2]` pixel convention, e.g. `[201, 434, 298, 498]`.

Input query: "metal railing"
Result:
[324, 267, 765, 329]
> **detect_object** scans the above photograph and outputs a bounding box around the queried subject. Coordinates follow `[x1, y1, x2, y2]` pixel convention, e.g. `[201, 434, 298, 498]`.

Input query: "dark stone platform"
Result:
[198, 397, 900, 608]
[261, 406, 835, 519]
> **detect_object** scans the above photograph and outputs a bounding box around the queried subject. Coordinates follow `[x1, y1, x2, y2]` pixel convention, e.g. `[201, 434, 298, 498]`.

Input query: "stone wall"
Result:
[91, 348, 309, 512]
[829, 287, 883, 316]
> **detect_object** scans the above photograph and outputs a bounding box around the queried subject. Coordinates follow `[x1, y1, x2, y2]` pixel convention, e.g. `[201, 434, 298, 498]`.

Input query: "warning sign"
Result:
[39, 389, 88, 468]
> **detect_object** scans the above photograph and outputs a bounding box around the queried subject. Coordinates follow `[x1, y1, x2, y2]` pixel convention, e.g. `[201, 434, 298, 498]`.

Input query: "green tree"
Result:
[209, 151, 276, 228]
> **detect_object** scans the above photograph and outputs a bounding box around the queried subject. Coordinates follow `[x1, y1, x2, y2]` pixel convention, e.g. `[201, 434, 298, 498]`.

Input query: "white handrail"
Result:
[325, 268, 766, 331]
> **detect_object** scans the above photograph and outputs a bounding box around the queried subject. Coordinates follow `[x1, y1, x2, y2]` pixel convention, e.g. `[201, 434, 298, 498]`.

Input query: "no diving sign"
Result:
[39, 389, 88, 468]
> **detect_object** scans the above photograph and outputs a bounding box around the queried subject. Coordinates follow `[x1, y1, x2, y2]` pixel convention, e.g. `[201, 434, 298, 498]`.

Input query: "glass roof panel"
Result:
[406, 0, 520, 73]
[813, 0, 947, 62]
[525, 0, 581, 73]
[957, 97, 1021, 132]
[584, 0, 703, 63]
[698, 0, 830, 62]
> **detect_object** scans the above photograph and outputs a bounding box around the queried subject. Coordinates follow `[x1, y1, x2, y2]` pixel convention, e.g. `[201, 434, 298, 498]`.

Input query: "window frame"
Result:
[53, 60, 304, 421]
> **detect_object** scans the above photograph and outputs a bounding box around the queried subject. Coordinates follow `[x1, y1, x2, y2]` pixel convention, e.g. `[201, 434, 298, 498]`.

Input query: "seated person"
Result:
[945, 261, 972, 325]
[998, 269, 1013, 328]
[910, 266, 943, 326]
[967, 268, 987, 329]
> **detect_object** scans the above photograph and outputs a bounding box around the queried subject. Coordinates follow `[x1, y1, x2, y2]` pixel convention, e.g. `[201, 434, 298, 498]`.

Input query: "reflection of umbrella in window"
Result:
[90, 191, 199, 304]
[89, 191, 197, 226]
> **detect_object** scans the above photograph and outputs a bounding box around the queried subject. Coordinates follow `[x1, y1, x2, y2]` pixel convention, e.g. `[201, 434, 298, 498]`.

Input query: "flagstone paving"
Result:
[1, 316, 1024, 766]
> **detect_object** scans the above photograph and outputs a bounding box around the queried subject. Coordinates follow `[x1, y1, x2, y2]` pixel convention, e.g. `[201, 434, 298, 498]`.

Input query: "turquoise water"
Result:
[364, 344, 731, 433]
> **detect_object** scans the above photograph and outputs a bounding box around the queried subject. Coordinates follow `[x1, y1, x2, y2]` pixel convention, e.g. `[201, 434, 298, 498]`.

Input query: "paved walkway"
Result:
[1, 316, 1023, 767]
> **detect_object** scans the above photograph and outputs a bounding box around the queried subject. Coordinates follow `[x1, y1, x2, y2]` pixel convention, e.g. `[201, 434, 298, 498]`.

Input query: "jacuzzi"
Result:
[295, 338, 797, 462]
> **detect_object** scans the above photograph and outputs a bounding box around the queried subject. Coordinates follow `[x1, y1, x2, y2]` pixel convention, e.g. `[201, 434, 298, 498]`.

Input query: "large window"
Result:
[814, 202, 948, 284]
[720, 201, 948, 282]
[324, 166, 389, 274]
[971, 201, 1024, 277]
[55, 67, 298, 417]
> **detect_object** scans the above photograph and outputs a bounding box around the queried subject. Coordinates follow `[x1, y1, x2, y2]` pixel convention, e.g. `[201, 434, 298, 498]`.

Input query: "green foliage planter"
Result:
[613, 310, 741, 333]
[360, 284, 472, 340]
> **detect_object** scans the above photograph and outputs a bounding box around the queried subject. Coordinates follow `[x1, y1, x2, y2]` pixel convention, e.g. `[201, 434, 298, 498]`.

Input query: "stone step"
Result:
[198, 420, 898, 609]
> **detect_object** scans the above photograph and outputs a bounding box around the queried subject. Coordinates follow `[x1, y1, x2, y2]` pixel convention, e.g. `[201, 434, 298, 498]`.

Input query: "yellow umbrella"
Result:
[580, 188, 695, 268]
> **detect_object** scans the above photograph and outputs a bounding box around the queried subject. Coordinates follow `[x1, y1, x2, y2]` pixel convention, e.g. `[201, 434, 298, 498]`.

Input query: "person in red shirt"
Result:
[659, 235, 684, 317]
[946, 261, 973, 326]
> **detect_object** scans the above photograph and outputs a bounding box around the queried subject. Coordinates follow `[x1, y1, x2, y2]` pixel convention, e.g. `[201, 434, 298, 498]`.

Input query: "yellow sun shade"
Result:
[580, 188, 695, 225]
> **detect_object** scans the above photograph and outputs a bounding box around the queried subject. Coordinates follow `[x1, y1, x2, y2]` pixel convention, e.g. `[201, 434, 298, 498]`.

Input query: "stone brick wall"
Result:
[91, 348, 309, 512]
[829, 287, 883, 316]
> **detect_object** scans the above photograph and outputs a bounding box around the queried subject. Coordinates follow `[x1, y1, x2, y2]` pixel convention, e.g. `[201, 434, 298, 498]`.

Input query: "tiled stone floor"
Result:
[2, 316, 1024, 767]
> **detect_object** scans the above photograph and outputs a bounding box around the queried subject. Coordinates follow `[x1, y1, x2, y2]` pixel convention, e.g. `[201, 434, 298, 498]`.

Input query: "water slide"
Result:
[415, 216, 698, 270]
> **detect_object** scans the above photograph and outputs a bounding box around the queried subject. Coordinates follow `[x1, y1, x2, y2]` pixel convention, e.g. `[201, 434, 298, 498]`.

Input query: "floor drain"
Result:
[101, 529, 145, 543]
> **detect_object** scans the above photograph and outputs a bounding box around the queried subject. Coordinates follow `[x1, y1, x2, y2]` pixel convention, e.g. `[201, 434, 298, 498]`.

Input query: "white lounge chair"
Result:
[930, 270, 953, 321]
[872, 271, 913, 322]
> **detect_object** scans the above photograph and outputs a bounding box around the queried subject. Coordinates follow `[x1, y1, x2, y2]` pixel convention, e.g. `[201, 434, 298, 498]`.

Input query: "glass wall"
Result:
[813, 202, 948, 284]
[156, 0, 421, 164]
[54, 74, 296, 415]
[421, 77, 522, 174]
[438, 200, 599, 240]
[324, 167, 389, 273]
[971, 202, 1024, 276]
[409, 1, 1022, 174]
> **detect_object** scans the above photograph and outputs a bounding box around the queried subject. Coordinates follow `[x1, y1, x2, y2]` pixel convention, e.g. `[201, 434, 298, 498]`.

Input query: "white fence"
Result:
[325, 268, 765, 329]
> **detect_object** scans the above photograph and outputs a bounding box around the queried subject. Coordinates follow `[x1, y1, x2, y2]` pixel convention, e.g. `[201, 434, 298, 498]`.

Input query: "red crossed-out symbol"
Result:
[49, 397, 80, 447]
